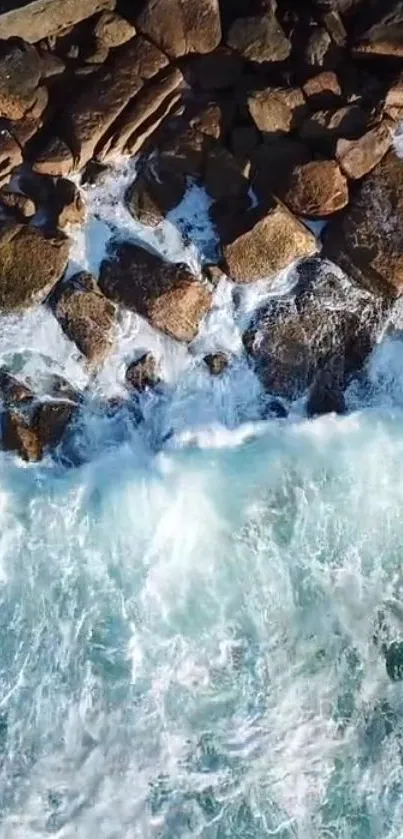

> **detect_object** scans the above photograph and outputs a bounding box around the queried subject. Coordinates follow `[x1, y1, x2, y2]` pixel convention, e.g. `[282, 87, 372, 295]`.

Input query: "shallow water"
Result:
[1, 159, 403, 838]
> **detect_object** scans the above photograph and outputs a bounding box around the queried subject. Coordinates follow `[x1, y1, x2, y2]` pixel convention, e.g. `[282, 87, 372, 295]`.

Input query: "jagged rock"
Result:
[136, 0, 221, 58]
[0, 130, 23, 183]
[33, 136, 74, 177]
[324, 151, 403, 297]
[157, 125, 207, 179]
[0, 188, 36, 218]
[0, 41, 41, 120]
[204, 146, 249, 201]
[336, 120, 393, 180]
[37, 49, 66, 79]
[81, 160, 110, 186]
[0, 0, 116, 44]
[222, 202, 318, 283]
[244, 257, 383, 398]
[99, 242, 212, 342]
[185, 47, 243, 90]
[0, 223, 70, 312]
[126, 353, 160, 391]
[53, 179, 86, 228]
[204, 352, 229, 375]
[307, 370, 346, 416]
[300, 104, 369, 150]
[384, 72, 403, 115]
[251, 138, 311, 200]
[322, 9, 347, 46]
[50, 271, 116, 365]
[303, 71, 342, 109]
[94, 11, 136, 48]
[247, 87, 306, 136]
[84, 40, 110, 65]
[353, 1, 403, 58]
[227, 10, 291, 63]
[304, 26, 337, 68]
[189, 101, 235, 141]
[281, 159, 349, 217]
[125, 168, 186, 227]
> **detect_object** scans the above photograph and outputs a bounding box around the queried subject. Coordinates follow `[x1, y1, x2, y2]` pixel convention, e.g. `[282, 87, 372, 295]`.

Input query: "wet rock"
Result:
[33, 136, 74, 177]
[324, 151, 403, 297]
[126, 353, 160, 391]
[263, 398, 288, 419]
[244, 257, 383, 399]
[0, 187, 36, 219]
[306, 370, 347, 416]
[185, 47, 243, 91]
[281, 159, 349, 217]
[300, 104, 369, 151]
[222, 203, 318, 283]
[80, 159, 110, 187]
[136, 0, 221, 58]
[99, 242, 212, 342]
[0, 41, 42, 120]
[94, 11, 136, 48]
[384, 72, 403, 115]
[157, 125, 207, 180]
[0, 223, 70, 312]
[204, 352, 229, 375]
[251, 138, 312, 200]
[125, 167, 186, 227]
[53, 179, 86, 228]
[303, 71, 342, 109]
[335, 120, 393, 180]
[50, 271, 116, 365]
[247, 87, 306, 137]
[227, 10, 291, 63]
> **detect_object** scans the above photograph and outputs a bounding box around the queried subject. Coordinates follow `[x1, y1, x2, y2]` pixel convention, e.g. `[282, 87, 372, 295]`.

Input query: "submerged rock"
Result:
[50, 272, 116, 365]
[99, 242, 212, 342]
[126, 353, 160, 392]
[307, 370, 347, 416]
[204, 352, 229, 375]
[0, 223, 70, 312]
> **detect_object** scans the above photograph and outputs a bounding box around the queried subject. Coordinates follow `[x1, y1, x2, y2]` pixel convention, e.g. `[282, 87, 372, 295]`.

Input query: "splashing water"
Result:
[1, 160, 403, 839]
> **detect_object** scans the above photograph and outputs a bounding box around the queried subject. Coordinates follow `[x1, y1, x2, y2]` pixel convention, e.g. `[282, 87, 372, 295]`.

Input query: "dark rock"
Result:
[244, 257, 383, 399]
[185, 47, 244, 91]
[227, 9, 291, 63]
[80, 160, 110, 186]
[204, 145, 249, 201]
[204, 352, 229, 375]
[189, 101, 235, 141]
[136, 0, 221, 58]
[99, 242, 212, 342]
[231, 124, 260, 159]
[0, 187, 36, 218]
[385, 641, 403, 681]
[0, 222, 70, 312]
[353, 1, 403, 58]
[157, 124, 207, 180]
[33, 136, 74, 177]
[251, 138, 312, 200]
[126, 353, 160, 391]
[53, 179, 86, 228]
[304, 26, 338, 68]
[299, 104, 369, 151]
[84, 39, 109, 65]
[37, 48, 66, 79]
[324, 151, 403, 297]
[303, 71, 342, 109]
[0, 40, 41, 120]
[335, 120, 393, 180]
[281, 159, 349, 217]
[0, 130, 23, 184]
[50, 271, 116, 365]
[126, 167, 186, 227]
[307, 370, 347, 416]
[264, 399, 288, 418]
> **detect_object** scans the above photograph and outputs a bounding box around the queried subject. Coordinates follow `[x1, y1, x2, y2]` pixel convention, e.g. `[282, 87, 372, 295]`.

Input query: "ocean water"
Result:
[1, 158, 403, 839]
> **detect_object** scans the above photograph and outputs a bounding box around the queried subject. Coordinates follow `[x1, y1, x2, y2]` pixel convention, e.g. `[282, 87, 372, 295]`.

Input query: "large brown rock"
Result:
[244, 257, 384, 398]
[0, 41, 41, 120]
[0, 131, 23, 184]
[50, 272, 116, 365]
[353, 1, 403, 58]
[324, 151, 403, 297]
[251, 138, 312, 200]
[227, 10, 291, 63]
[222, 202, 318, 283]
[136, 0, 221, 58]
[303, 71, 342, 109]
[32, 136, 74, 178]
[336, 121, 394, 180]
[0, 0, 115, 44]
[281, 159, 349, 217]
[247, 87, 306, 136]
[0, 223, 70, 312]
[94, 11, 136, 48]
[99, 243, 212, 342]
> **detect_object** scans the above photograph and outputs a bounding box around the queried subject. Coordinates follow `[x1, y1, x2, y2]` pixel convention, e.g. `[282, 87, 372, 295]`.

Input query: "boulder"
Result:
[0, 0, 116, 44]
[0, 131, 23, 184]
[99, 242, 212, 342]
[157, 125, 207, 180]
[324, 151, 403, 297]
[281, 159, 349, 217]
[231, 124, 260, 159]
[185, 48, 244, 90]
[353, 1, 403, 58]
[94, 11, 136, 48]
[227, 10, 291, 63]
[303, 71, 342, 109]
[0, 223, 70, 312]
[0, 41, 41, 120]
[244, 257, 383, 398]
[204, 145, 249, 201]
[304, 26, 338, 68]
[50, 271, 116, 365]
[136, 0, 221, 58]
[126, 353, 160, 391]
[335, 120, 393, 180]
[247, 86, 306, 136]
[299, 104, 369, 151]
[204, 352, 229, 375]
[306, 370, 346, 416]
[384, 72, 403, 115]
[53, 179, 86, 228]
[0, 188, 36, 218]
[126, 168, 186, 227]
[222, 202, 318, 283]
[33, 136, 74, 177]
[251, 138, 312, 200]
[189, 101, 234, 141]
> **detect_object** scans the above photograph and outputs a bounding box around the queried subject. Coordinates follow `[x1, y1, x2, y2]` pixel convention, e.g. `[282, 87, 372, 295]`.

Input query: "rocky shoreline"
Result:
[0, 0, 403, 460]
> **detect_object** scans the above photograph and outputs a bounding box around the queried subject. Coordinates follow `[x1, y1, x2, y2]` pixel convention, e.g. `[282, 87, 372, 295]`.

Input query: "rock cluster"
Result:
[0, 0, 402, 459]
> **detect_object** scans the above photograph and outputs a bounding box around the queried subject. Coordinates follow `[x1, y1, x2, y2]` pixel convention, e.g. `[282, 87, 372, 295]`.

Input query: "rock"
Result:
[0, 188, 36, 218]
[99, 242, 212, 342]
[53, 179, 86, 228]
[189, 101, 234, 141]
[222, 202, 318, 283]
[185, 47, 243, 90]
[94, 11, 136, 48]
[335, 120, 393, 180]
[306, 370, 346, 416]
[50, 271, 116, 365]
[204, 352, 229, 375]
[0, 130, 23, 183]
[299, 105, 369, 151]
[37, 49, 66, 79]
[0, 370, 32, 405]
[247, 87, 306, 136]
[227, 10, 291, 63]
[204, 145, 249, 201]
[304, 26, 336, 68]
[385, 73, 403, 115]
[322, 9, 347, 46]
[303, 71, 342, 109]
[125, 168, 186, 227]
[126, 353, 160, 391]
[262, 398, 288, 418]
[353, 2, 403, 58]
[157, 125, 207, 180]
[324, 151, 403, 297]
[0, 223, 70, 312]
[84, 40, 110, 65]
[231, 124, 260, 159]
[244, 257, 383, 398]
[136, 0, 221, 58]
[81, 160, 110, 186]
[251, 138, 311, 200]
[33, 136, 74, 177]
[385, 641, 403, 681]
[281, 159, 349, 217]
[0, 41, 41, 120]
[0, 0, 116, 44]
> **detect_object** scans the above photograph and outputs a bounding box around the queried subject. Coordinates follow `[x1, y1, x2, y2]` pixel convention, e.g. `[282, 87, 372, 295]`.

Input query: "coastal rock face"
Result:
[244, 258, 383, 398]
[324, 152, 403, 297]
[281, 159, 349, 217]
[99, 243, 212, 342]
[50, 272, 116, 365]
[0, 223, 70, 311]
[222, 204, 318, 283]
[136, 0, 221, 57]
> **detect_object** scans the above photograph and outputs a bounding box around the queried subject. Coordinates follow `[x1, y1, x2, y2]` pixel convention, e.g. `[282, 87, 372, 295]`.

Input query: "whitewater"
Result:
[2, 148, 403, 839]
